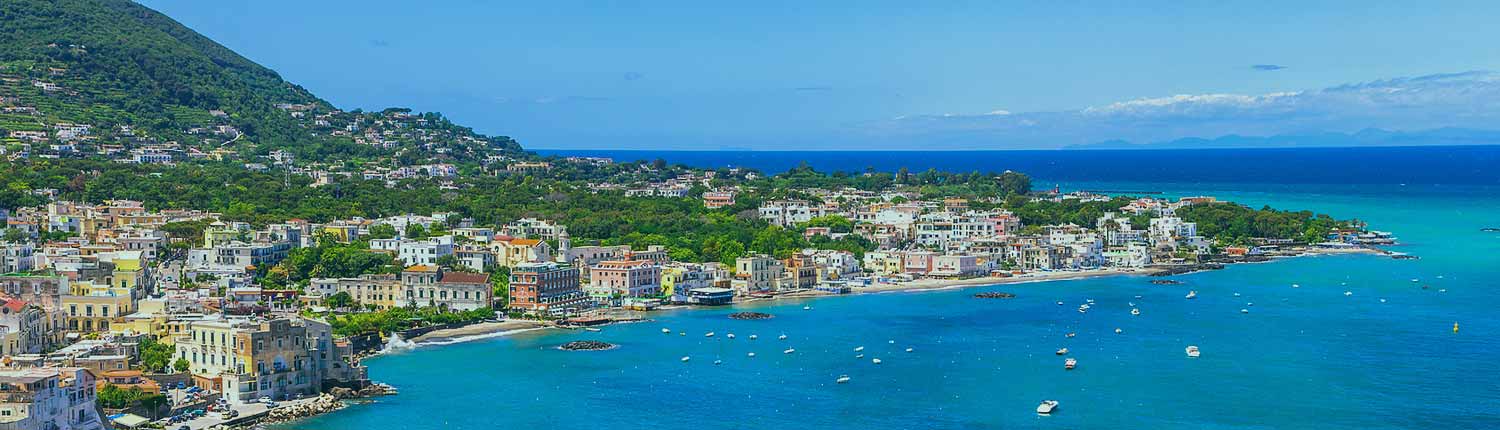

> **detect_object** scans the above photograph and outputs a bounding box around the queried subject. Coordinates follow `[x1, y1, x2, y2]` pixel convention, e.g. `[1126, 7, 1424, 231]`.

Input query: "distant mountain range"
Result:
[1065, 128, 1500, 150]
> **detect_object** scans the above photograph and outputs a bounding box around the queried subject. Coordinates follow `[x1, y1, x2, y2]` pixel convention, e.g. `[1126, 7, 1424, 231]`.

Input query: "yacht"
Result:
[681, 356, 691, 362]
[836, 375, 851, 384]
[747, 352, 756, 358]
[905, 347, 914, 353]
[1064, 358, 1077, 369]
[1344, 291, 1353, 296]
[1036, 400, 1059, 414]
[1057, 301, 1065, 305]
[872, 358, 883, 364]
[1056, 348, 1069, 355]
[854, 346, 865, 352]
[661, 328, 671, 334]
[749, 334, 758, 340]
[1114, 328, 1123, 334]
[1185, 291, 1198, 299]
[855, 354, 864, 359]
[1185, 346, 1200, 358]
[1131, 308, 1141, 316]
[784, 348, 796, 354]
[803, 305, 812, 310]
[1240, 308, 1249, 314]
[705, 332, 715, 337]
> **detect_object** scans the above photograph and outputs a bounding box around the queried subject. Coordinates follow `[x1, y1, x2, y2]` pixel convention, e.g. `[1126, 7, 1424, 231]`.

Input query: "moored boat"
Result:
[1036, 400, 1059, 414]
[1185, 346, 1200, 358]
[1064, 358, 1077, 369]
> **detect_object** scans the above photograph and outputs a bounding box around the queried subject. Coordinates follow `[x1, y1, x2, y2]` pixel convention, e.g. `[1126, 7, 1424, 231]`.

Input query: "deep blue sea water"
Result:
[285, 149, 1500, 429]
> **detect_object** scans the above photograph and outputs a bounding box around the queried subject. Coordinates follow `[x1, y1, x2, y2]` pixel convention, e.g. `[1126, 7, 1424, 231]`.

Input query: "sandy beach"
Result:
[410, 320, 550, 344]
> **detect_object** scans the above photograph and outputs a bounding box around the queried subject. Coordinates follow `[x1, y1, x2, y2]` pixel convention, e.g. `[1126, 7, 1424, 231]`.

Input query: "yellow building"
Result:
[61, 289, 134, 332]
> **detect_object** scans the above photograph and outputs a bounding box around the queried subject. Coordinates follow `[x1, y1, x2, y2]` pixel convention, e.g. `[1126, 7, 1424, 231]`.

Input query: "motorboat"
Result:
[1064, 358, 1077, 369]
[854, 346, 865, 352]
[727, 333, 736, 339]
[855, 354, 864, 359]
[749, 334, 758, 340]
[681, 356, 691, 362]
[661, 328, 671, 334]
[1036, 400, 1059, 414]
[705, 332, 715, 337]
[1056, 348, 1069, 355]
[1114, 328, 1123, 334]
[1344, 291, 1353, 296]
[872, 358, 882, 364]
[779, 334, 788, 340]
[784, 348, 796, 354]
[1065, 332, 1077, 338]
[1131, 308, 1141, 316]
[747, 352, 756, 357]
[905, 347, 914, 353]
[836, 375, 851, 384]
[1233, 292, 1241, 297]
[1185, 346, 1200, 358]
[713, 360, 722, 365]
[804, 305, 812, 310]
[1185, 291, 1198, 299]
[1057, 301, 1065, 305]
[1240, 308, 1249, 314]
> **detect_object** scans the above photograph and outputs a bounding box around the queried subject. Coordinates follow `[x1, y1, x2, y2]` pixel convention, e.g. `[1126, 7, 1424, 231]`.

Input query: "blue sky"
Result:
[142, 1, 1500, 150]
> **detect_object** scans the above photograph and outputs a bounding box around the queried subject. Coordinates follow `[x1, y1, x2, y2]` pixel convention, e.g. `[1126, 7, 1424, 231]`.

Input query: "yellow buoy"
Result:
[1453, 322, 1459, 333]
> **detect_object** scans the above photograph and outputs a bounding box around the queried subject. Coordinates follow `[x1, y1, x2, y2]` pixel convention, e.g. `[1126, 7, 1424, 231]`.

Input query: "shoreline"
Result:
[292, 244, 1390, 428]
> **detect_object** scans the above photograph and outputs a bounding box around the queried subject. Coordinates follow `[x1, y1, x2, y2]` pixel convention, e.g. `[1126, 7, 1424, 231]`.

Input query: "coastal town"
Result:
[0, 4, 1403, 428]
[0, 174, 1389, 429]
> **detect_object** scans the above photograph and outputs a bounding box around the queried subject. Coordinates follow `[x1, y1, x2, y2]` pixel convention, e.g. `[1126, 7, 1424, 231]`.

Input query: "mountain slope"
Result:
[0, 0, 523, 162]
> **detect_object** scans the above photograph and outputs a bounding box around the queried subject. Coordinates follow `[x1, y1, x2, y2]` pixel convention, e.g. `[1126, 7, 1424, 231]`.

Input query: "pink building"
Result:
[586, 259, 661, 299]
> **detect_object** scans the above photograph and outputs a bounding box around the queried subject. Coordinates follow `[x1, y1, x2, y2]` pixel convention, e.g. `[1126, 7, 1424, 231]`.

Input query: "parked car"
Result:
[265, 401, 280, 409]
[258, 396, 273, 404]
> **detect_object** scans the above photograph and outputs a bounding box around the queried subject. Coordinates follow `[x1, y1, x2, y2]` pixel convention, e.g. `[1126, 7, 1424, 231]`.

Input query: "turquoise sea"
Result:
[283, 173, 1500, 429]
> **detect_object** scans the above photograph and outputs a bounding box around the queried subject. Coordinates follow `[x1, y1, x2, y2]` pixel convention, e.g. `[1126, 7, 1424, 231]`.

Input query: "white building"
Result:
[0, 367, 106, 430]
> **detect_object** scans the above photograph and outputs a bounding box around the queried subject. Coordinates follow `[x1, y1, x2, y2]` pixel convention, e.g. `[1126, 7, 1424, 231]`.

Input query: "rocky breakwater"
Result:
[260, 394, 345, 425]
[728, 312, 774, 320]
[559, 340, 618, 351]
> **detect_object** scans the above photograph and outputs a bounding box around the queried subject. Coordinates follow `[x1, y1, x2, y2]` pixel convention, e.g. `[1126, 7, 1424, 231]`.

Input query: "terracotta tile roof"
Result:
[440, 272, 490, 284]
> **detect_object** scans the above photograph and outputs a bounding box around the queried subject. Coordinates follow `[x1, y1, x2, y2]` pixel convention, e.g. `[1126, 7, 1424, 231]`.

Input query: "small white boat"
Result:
[749, 334, 758, 340]
[1131, 308, 1141, 316]
[1292, 284, 1301, 288]
[681, 356, 691, 362]
[905, 347, 914, 353]
[705, 332, 715, 337]
[584, 327, 601, 332]
[1185, 346, 1200, 358]
[1056, 348, 1069, 355]
[836, 375, 851, 384]
[727, 333, 736, 339]
[779, 334, 788, 340]
[1411, 278, 1420, 283]
[1246, 302, 1254, 307]
[661, 328, 671, 334]
[1065, 332, 1077, 338]
[888, 340, 895, 344]
[1086, 299, 1095, 304]
[1185, 291, 1198, 299]
[872, 358, 882, 364]
[1240, 308, 1249, 314]
[1379, 298, 1387, 303]
[854, 346, 865, 352]
[747, 352, 756, 357]
[1134, 295, 1143, 299]
[784, 348, 796, 354]
[1064, 358, 1077, 369]
[803, 305, 812, 310]
[713, 360, 722, 365]
[855, 354, 864, 359]
[1057, 301, 1064, 305]
[1128, 302, 1136, 307]
[1439, 289, 1447, 293]
[1344, 291, 1353, 296]
[1036, 400, 1059, 414]
[1114, 328, 1123, 334]
[1233, 292, 1241, 297]
[679, 332, 685, 336]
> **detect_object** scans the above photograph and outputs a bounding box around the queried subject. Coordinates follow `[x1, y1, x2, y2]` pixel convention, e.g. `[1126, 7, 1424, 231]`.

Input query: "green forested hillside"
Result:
[0, 0, 523, 162]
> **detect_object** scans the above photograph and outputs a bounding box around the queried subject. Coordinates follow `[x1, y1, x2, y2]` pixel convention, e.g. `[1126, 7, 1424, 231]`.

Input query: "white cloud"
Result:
[865, 71, 1500, 148]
